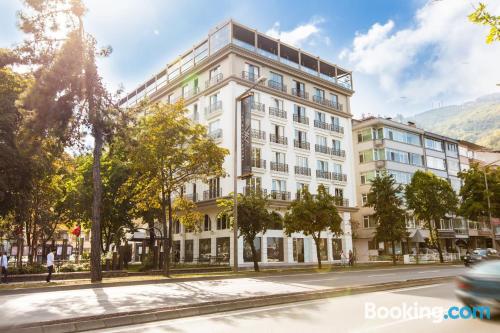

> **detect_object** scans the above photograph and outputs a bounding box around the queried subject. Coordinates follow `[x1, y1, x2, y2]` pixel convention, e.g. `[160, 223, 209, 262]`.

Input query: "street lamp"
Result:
[233, 76, 267, 272]
[483, 159, 500, 251]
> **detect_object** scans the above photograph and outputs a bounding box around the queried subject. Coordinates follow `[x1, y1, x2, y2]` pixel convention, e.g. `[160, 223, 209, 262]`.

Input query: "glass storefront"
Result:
[199, 239, 211, 261]
[319, 238, 328, 260]
[331, 239, 342, 260]
[216, 237, 230, 262]
[243, 237, 261, 262]
[293, 238, 304, 262]
[185, 240, 193, 262]
[267, 237, 284, 262]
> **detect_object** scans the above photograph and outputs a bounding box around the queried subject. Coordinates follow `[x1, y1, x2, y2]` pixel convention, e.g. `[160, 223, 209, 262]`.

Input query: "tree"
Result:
[469, 2, 500, 44]
[217, 189, 281, 272]
[128, 101, 228, 276]
[458, 163, 500, 220]
[405, 171, 458, 263]
[284, 185, 343, 269]
[366, 173, 408, 265]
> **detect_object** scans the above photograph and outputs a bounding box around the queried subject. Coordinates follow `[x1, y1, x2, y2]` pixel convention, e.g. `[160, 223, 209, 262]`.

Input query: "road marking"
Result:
[418, 270, 439, 273]
[367, 273, 396, 277]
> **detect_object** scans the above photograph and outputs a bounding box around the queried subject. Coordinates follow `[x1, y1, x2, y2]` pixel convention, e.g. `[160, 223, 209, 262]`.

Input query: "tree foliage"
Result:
[284, 185, 343, 269]
[469, 2, 500, 44]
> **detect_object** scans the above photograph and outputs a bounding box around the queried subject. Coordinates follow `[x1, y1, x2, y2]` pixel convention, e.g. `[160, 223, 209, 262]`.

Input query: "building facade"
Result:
[352, 116, 498, 262]
[121, 20, 358, 267]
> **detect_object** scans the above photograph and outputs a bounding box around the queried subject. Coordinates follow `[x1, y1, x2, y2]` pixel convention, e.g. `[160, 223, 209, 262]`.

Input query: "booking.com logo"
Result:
[365, 302, 491, 323]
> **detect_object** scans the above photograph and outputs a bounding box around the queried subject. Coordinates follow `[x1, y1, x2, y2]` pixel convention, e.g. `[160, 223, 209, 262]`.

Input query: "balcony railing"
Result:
[315, 144, 330, 155]
[270, 190, 291, 201]
[312, 95, 343, 111]
[313, 120, 330, 130]
[270, 133, 288, 145]
[331, 124, 344, 134]
[332, 172, 347, 182]
[208, 129, 222, 139]
[250, 101, 265, 113]
[270, 162, 288, 173]
[268, 80, 287, 93]
[294, 166, 311, 176]
[203, 188, 222, 200]
[251, 129, 266, 140]
[243, 186, 267, 197]
[291, 88, 308, 99]
[294, 140, 310, 150]
[205, 100, 222, 116]
[293, 114, 309, 125]
[269, 107, 287, 119]
[331, 149, 346, 158]
[251, 158, 266, 169]
[332, 196, 349, 207]
[183, 193, 198, 202]
[316, 170, 332, 180]
[241, 71, 258, 82]
[205, 73, 223, 88]
[182, 87, 200, 99]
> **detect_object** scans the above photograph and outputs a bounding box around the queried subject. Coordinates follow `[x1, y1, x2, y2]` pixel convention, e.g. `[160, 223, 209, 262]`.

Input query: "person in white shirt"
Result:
[46, 248, 55, 283]
[1, 251, 8, 284]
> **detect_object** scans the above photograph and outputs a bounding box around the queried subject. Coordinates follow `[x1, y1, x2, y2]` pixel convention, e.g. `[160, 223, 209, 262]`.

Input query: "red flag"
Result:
[72, 225, 81, 237]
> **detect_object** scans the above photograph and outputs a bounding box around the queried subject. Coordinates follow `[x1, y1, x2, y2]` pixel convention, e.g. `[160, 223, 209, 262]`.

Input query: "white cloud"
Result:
[266, 17, 327, 48]
[153, 29, 160, 35]
[342, 0, 500, 116]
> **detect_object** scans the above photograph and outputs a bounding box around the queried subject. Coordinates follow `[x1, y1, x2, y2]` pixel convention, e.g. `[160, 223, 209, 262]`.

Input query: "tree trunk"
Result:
[166, 192, 173, 276]
[147, 215, 156, 252]
[160, 170, 168, 276]
[428, 221, 444, 263]
[249, 238, 259, 272]
[391, 240, 396, 265]
[313, 235, 322, 269]
[90, 125, 103, 282]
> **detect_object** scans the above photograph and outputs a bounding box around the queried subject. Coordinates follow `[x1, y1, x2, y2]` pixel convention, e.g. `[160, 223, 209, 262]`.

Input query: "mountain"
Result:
[405, 93, 500, 150]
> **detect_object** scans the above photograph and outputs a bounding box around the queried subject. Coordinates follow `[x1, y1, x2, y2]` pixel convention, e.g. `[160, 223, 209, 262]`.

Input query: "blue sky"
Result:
[1, 0, 499, 117]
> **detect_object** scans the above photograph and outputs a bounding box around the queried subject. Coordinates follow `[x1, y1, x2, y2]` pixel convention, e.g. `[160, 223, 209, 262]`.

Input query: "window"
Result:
[359, 150, 374, 163]
[330, 93, 338, 105]
[273, 151, 286, 164]
[174, 220, 181, 234]
[246, 176, 262, 190]
[252, 147, 262, 162]
[209, 92, 219, 105]
[270, 72, 283, 85]
[361, 171, 377, 185]
[267, 237, 284, 262]
[314, 87, 325, 99]
[426, 156, 446, 170]
[294, 105, 306, 118]
[316, 135, 327, 147]
[193, 104, 199, 122]
[317, 160, 328, 172]
[383, 127, 421, 146]
[293, 80, 305, 93]
[296, 156, 308, 168]
[332, 139, 341, 151]
[385, 148, 409, 164]
[315, 111, 326, 122]
[296, 182, 308, 192]
[357, 128, 373, 142]
[295, 130, 307, 142]
[368, 239, 378, 250]
[363, 216, 377, 228]
[448, 159, 460, 171]
[245, 63, 259, 81]
[410, 153, 423, 166]
[272, 179, 286, 192]
[331, 116, 340, 127]
[335, 188, 343, 198]
[425, 138, 443, 151]
[203, 215, 211, 231]
[361, 193, 368, 206]
[332, 163, 342, 174]
[217, 214, 229, 230]
[387, 170, 413, 184]
[182, 84, 189, 98]
[273, 124, 285, 137]
[447, 143, 458, 152]
[271, 97, 283, 109]
[209, 66, 221, 80]
[199, 238, 211, 258]
[209, 120, 220, 133]
[243, 237, 261, 262]
[251, 118, 261, 131]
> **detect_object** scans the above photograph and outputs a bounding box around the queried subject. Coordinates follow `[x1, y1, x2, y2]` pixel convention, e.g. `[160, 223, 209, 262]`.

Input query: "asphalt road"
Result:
[92, 283, 499, 333]
[0, 265, 467, 328]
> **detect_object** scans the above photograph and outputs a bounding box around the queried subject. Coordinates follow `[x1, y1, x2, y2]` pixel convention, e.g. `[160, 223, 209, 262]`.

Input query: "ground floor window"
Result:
[243, 237, 261, 262]
[319, 238, 328, 260]
[267, 237, 284, 262]
[293, 238, 304, 262]
[199, 239, 211, 261]
[173, 240, 181, 262]
[368, 239, 378, 250]
[185, 240, 193, 262]
[216, 237, 230, 261]
[331, 239, 342, 260]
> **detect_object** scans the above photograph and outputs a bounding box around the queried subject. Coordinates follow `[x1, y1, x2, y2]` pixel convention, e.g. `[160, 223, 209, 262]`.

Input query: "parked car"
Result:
[455, 261, 500, 313]
[464, 248, 500, 267]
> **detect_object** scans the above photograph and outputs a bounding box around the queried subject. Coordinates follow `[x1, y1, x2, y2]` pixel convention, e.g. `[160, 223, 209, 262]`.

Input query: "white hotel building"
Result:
[120, 20, 358, 267]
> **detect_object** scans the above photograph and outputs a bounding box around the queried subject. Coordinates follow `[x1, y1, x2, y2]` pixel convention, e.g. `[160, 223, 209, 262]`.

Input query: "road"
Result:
[92, 283, 499, 333]
[0, 265, 466, 328]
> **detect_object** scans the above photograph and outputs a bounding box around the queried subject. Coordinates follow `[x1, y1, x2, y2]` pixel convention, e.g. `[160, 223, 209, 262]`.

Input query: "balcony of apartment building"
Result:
[270, 162, 289, 173]
[293, 114, 309, 125]
[313, 119, 344, 135]
[294, 139, 310, 150]
[267, 79, 287, 93]
[316, 170, 333, 180]
[251, 158, 266, 169]
[291, 88, 309, 100]
[435, 219, 456, 239]
[269, 106, 287, 119]
[205, 73, 223, 89]
[182, 86, 200, 100]
[315, 144, 346, 159]
[243, 186, 267, 197]
[183, 193, 198, 202]
[251, 129, 266, 141]
[205, 100, 223, 118]
[270, 133, 288, 145]
[203, 187, 222, 201]
[250, 100, 265, 115]
[208, 128, 223, 140]
[294, 166, 311, 177]
[312, 94, 343, 112]
[270, 190, 291, 201]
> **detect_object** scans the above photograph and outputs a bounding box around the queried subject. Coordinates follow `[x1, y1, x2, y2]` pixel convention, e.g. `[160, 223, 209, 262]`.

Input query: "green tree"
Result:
[405, 171, 458, 263]
[469, 2, 500, 44]
[217, 189, 282, 272]
[366, 174, 408, 265]
[284, 185, 343, 269]
[128, 101, 228, 276]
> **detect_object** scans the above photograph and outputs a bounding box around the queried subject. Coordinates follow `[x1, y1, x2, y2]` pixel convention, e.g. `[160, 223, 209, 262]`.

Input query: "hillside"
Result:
[406, 93, 500, 150]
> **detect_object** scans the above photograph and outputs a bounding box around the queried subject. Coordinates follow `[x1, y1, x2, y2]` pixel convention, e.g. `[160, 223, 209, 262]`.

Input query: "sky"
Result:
[1, 0, 500, 117]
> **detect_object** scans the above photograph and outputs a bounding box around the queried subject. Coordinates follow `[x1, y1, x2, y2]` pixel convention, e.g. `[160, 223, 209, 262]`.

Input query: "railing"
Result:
[313, 120, 330, 130]
[203, 188, 222, 200]
[268, 80, 287, 93]
[270, 134, 288, 145]
[251, 158, 266, 169]
[331, 124, 344, 134]
[241, 71, 258, 82]
[312, 95, 343, 111]
[269, 107, 287, 119]
[205, 100, 222, 115]
[293, 114, 309, 125]
[316, 170, 332, 180]
[184, 193, 198, 202]
[270, 190, 291, 201]
[243, 186, 268, 196]
[250, 101, 265, 113]
[270, 162, 288, 173]
[332, 172, 347, 182]
[333, 197, 349, 207]
[331, 149, 346, 158]
[182, 87, 200, 99]
[205, 73, 223, 88]
[294, 140, 310, 150]
[208, 129, 222, 139]
[315, 144, 331, 154]
[294, 166, 311, 176]
[251, 129, 266, 140]
[291, 88, 309, 99]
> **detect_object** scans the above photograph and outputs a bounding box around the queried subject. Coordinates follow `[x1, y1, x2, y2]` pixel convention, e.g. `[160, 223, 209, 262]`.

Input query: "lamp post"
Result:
[233, 76, 266, 272]
[483, 159, 500, 250]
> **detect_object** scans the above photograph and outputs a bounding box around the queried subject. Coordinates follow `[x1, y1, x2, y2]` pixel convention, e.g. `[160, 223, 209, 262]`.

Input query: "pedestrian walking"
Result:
[348, 250, 354, 267]
[340, 250, 347, 267]
[46, 248, 55, 283]
[1, 251, 8, 284]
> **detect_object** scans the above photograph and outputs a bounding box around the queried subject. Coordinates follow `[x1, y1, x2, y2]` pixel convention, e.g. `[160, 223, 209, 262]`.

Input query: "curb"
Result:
[2, 276, 454, 333]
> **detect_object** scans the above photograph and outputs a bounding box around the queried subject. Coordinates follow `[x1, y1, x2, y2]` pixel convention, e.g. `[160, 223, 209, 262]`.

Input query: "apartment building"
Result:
[352, 116, 498, 262]
[120, 20, 357, 267]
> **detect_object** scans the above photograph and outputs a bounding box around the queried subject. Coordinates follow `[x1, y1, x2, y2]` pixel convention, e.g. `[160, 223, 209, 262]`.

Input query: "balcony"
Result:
[183, 193, 198, 202]
[333, 196, 349, 207]
[315, 144, 331, 155]
[316, 170, 333, 180]
[270, 133, 288, 145]
[332, 172, 347, 182]
[313, 120, 330, 131]
[269, 107, 287, 119]
[294, 140, 310, 150]
[268, 80, 287, 93]
[251, 129, 266, 140]
[241, 71, 258, 83]
[243, 186, 267, 197]
[331, 124, 344, 134]
[270, 162, 288, 173]
[205, 100, 223, 117]
[331, 149, 346, 158]
[270, 190, 291, 201]
[250, 101, 265, 113]
[294, 166, 311, 176]
[291, 88, 308, 100]
[203, 188, 222, 200]
[182, 87, 200, 99]
[293, 114, 309, 125]
[251, 158, 266, 169]
[312, 95, 343, 111]
[208, 129, 222, 140]
[205, 73, 223, 89]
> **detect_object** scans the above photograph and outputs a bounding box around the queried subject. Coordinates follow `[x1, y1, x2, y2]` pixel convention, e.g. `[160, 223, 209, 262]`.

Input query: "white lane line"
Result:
[367, 273, 396, 277]
[418, 270, 439, 273]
